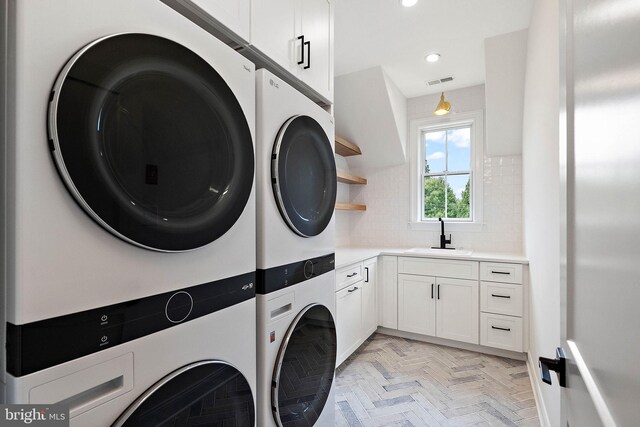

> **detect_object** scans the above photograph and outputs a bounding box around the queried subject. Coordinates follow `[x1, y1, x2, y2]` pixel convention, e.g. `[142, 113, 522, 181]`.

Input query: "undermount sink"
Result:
[405, 247, 474, 256]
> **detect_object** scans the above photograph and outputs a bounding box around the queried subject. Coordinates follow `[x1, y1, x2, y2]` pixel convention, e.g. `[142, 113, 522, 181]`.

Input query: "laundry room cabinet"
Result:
[396, 257, 480, 345]
[190, 0, 251, 41]
[250, 0, 333, 101]
[335, 257, 377, 365]
[398, 274, 479, 344]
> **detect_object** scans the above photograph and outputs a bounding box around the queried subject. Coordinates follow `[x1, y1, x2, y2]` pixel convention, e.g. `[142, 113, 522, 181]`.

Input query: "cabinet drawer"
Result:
[336, 262, 363, 291]
[480, 262, 523, 284]
[398, 257, 478, 280]
[480, 282, 523, 317]
[480, 313, 523, 352]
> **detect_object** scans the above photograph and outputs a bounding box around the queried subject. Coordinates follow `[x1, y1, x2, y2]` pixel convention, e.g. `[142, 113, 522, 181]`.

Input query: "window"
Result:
[410, 111, 483, 230]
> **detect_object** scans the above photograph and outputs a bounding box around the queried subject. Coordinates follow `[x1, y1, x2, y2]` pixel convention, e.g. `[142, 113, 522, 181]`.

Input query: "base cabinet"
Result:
[336, 257, 377, 365]
[398, 274, 479, 344]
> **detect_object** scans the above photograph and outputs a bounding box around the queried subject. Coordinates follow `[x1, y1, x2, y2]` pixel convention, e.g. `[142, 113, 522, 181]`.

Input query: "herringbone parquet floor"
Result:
[334, 334, 540, 427]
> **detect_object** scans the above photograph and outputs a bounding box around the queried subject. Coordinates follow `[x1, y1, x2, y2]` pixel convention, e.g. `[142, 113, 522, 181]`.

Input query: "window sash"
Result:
[421, 125, 473, 221]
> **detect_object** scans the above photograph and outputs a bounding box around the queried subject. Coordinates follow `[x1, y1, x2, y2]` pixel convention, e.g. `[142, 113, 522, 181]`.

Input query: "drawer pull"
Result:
[491, 294, 511, 299]
[491, 326, 511, 332]
[491, 270, 511, 275]
[347, 287, 359, 293]
[346, 273, 358, 278]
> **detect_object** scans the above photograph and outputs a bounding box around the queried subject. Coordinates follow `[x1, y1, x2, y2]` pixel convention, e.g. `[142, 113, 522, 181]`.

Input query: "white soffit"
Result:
[335, 0, 533, 98]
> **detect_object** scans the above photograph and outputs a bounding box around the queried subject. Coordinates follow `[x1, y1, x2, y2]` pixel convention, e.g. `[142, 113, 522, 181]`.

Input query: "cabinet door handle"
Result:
[304, 40, 311, 69]
[297, 35, 305, 65]
[437, 284, 440, 300]
[347, 287, 359, 293]
[364, 267, 369, 283]
[491, 270, 511, 275]
[491, 326, 511, 332]
[491, 294, 511, 299]
[346, 273, 357, 278]
[431, 283, 434, 299]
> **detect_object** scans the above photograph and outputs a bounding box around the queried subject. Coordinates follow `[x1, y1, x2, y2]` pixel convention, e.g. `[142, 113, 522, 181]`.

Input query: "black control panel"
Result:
[256, 253, 334, 294]
[6, 272, 255, 377]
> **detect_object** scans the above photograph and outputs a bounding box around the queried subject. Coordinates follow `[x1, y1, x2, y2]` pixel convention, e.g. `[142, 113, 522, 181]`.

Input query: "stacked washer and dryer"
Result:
[255, 69, 338, 427]
[2, 0, 258, 425]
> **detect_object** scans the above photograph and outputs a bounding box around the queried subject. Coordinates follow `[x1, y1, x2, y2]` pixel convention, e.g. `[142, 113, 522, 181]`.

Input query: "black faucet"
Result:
[432, 217, 453, 250]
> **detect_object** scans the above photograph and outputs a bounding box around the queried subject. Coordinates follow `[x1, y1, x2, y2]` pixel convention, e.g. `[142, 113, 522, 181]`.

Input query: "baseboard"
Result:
[527, 352, 551, 427]
[376, 327, 527, 361]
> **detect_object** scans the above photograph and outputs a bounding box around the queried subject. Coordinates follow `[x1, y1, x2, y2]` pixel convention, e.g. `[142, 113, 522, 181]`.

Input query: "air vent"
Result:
[427, 76, 455, 86]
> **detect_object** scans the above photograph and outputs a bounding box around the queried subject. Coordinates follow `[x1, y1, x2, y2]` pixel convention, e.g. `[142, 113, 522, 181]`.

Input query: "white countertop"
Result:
[335, 247, 528, 268]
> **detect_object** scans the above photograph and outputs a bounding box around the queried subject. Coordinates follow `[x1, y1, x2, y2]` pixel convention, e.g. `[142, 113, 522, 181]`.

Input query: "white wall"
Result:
[485, 29, 529, 156]
[337, 85, 523, 253]
[521, 0, 561, 425]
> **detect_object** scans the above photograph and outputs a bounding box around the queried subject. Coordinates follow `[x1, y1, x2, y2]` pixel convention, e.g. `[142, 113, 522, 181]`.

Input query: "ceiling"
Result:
[334, 0, 533, 98]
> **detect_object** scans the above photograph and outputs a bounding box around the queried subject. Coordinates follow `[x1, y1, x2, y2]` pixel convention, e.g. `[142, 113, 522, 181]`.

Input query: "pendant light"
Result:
[434, 92, 451, 116]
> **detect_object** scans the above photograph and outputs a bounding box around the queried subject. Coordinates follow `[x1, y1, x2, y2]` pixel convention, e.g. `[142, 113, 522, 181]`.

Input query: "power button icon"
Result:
[101, 315, 108, 322]
[100, 335, 108, 343]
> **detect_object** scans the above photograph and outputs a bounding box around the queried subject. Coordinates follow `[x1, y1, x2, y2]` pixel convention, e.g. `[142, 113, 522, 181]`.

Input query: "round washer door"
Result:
[272, 304, 337, 426]
[113, 361, 255, 426]
[49, 33, 254, 252]
[272, 115, 337, 237]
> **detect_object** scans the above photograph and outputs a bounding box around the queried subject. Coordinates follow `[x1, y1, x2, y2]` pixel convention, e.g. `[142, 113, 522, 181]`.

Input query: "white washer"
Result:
[6, 293, 257, 426]
[0, 0, 255, 324]
[256, 274, 336, 427]
[255, 69, 337, 427]
[1, 0, 256, 417]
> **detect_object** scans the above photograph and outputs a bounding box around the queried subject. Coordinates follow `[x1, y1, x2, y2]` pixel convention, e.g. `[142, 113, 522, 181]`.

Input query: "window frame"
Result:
[409, 110, 484, 231]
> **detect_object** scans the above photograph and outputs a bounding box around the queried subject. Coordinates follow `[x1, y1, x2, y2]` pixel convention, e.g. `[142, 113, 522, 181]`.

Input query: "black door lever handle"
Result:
[539, 347, 566, 387]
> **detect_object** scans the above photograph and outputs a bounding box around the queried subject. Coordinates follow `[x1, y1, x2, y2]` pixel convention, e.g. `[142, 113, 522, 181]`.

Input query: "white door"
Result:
[435, 277, 479, 344]
[189, 0, 251, 41]
[250, 0, 299, 71]
[398, 274, 436, 336]
[297, 0, 332, 100]
[553, 0, 640, 425]
[336, 284, 362, 366]
[362, 258, 377, 338]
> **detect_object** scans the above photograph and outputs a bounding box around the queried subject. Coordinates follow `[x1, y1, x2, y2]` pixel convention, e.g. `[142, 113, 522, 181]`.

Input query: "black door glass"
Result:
[273, 304, 337, 426]
[117, 361, 255, 426]
[273, 116, 336, 237]
[51, 34, 254, 251]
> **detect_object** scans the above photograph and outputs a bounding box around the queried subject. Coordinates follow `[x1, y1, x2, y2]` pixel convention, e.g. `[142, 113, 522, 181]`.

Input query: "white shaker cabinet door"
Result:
[190, 0, 251, 41]
[398, 274, 436, 336]
[251, 0, 300, 72]
[298, 0, 333, 100]
[336, 284, 362, 366]
[362, 258, 377, 338]
[435, 277, 479, 344]
[379, 256, 398, 329]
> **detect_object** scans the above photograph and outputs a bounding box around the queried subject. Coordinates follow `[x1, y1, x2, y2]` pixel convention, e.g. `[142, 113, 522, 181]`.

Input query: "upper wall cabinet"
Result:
[186, 0, 251, 42]
[251, 0, 334, 102]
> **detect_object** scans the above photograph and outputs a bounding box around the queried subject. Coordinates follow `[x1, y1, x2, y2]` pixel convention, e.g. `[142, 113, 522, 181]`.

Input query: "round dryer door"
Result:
[272, 304, 337, 426]
[272, 115, 337, 237]
[113, 361, 255, 426]
[49, 33, 254, 252]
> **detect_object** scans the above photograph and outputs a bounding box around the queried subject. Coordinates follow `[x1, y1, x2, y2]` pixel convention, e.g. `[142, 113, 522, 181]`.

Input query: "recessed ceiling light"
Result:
[400, 0, 418, 7]
[425, 53, 441, 63]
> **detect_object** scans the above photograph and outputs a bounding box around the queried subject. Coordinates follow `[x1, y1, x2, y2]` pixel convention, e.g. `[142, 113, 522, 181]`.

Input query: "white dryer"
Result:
[6, 287, 257, 426]
[1, 0, 257, 419]
[1, 0, 255, 324]
[255, 69, 337, 427]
